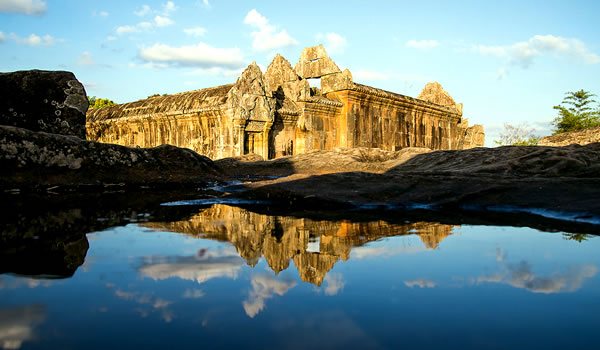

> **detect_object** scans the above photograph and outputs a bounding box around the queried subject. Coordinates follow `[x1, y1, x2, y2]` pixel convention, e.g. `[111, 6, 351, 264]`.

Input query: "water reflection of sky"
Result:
[1, 210, 599, 349]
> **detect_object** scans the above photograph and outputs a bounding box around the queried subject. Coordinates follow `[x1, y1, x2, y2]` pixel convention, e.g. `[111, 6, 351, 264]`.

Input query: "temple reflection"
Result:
[143, 204, 456, 285]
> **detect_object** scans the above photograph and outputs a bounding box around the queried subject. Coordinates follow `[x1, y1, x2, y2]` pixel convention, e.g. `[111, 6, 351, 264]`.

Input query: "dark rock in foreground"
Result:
[0, 125, 222, 190]
[0, 70, 88, 138]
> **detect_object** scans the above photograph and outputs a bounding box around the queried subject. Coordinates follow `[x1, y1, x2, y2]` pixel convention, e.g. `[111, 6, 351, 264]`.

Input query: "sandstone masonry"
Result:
[87, 45, 485, 159]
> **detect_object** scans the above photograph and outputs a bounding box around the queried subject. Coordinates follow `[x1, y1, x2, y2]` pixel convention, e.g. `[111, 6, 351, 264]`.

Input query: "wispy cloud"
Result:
[406, 39, 439, 50]
[134, 4, 151, 17]
[183, 26, 207, 37]
[475, 249, 597, 294]
[243, 274, 296, 318]
[77, 51, 95, 66]
[323, 273, 345, 296]
[0, 0, 46, 15]
[316, 32, 347, 54]
[9, 32, 56, 46]
[117, 2, 176, 36]
[139, 249, 244, 283]
[113, 288, 174, 322]
[0, 32, 5, 43]
[404, 279, 436, 288]
[138, 42, 244, 70]
[182, 289, 205, 299]
[0, 305, 46, 350]
[475, 35, 600, 74]
[93, 10, 109, 17]
[243, 9, 298, 52]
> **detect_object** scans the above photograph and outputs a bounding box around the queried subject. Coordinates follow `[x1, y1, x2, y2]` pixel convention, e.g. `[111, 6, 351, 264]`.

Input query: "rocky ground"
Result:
[216, 144, 600, 226]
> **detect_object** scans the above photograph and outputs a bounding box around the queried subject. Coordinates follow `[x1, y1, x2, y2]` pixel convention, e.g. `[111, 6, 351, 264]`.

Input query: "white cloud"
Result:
[78, 51, 95, 66]
[134, 4, 151, 17]
[138, 42, 245, 69]
[162, 1, 177, 15]
[0, 305, 45, 350]
[182, 289, 205, 299]
[184, 26, 207, 37]
[0, 0, 46, 15]
[0, 32, 5, 43]
[116, 25, 138, 35]
[316, 32, 347, 54]
[120, 2, 175, 35]
[243, 274, 296, 318]
[153, 15, 173, 27]
[115, 16, 173, 36]
[475, 34, 600, 70]
[112, 288, 174, 323]
[201, 0, 211, 8]
[10, 33, 55, 46]
[139, 250, 244, 283]
[475, 249, 598, 294]
[404, 279, 436, 288]
[93, 10, 109, 17]
[323, 273, 345, 296]
[406, 39, 440, 50]
[243, 9, 298, 52]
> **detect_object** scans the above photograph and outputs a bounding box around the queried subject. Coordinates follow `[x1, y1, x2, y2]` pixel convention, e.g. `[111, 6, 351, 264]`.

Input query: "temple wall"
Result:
[326, 89, 464, 151]
[270, 116, 298, 158]
[300, 102, 343, 154]
[87, 110, 240, 160]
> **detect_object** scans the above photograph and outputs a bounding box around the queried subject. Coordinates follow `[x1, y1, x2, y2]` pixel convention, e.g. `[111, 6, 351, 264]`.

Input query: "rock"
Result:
[0, 125, 222, 190]
[539, 126, 600, 146]
[215, 147, 432, 177]
[462, 124, 485, 149]
[294, 44, 341, 79]
[233, 143, 600, 218]
[0, 70, 88, 138]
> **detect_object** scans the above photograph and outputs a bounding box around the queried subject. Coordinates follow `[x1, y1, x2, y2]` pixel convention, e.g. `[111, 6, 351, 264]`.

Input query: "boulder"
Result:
[0, 125, 222, 190]
[0, 70, 88, 138]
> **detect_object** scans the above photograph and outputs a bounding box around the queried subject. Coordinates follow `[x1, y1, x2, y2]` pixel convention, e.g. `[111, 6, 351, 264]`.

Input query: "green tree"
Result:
[563, 233, 592, 243]
[552, 89, 600, 134]
[495, 123, 540, 146]
[88, 96, 116, 109]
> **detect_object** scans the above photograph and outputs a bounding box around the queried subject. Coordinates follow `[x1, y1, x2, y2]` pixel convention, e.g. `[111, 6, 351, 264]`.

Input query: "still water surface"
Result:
[1, 204, 599, 349]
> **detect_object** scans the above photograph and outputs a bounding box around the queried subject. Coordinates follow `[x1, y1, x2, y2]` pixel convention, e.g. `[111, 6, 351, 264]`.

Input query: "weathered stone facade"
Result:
[87, 45, 484, 159]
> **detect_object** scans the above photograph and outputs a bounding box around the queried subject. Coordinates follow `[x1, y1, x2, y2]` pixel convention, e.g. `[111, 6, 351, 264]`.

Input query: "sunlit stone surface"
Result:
[87, 45, 485, 160]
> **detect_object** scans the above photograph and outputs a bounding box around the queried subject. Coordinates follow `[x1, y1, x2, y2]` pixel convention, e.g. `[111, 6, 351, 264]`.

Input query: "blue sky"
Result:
[1, 0, 599, 145]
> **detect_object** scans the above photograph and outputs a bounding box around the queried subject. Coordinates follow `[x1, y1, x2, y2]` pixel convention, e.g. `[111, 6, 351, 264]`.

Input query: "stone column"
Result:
[233, 119, 246, 156]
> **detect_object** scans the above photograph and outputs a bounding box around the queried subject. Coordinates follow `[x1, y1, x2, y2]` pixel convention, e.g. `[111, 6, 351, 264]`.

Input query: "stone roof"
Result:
[352, 83, 461, 116]
[87, 84, 234, 122]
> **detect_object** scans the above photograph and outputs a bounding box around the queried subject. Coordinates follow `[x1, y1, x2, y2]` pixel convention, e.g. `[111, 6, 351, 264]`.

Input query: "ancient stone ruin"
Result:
[87, 45, 485, 160]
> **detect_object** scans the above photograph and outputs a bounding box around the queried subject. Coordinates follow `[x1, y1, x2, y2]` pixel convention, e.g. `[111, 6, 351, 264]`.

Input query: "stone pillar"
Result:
[234, 119, 246, 156]
[262, 121, 273, 159]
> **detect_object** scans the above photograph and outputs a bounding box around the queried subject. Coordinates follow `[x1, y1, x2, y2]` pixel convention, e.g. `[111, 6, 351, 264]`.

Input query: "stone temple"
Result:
[86, 45, 484, 160]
